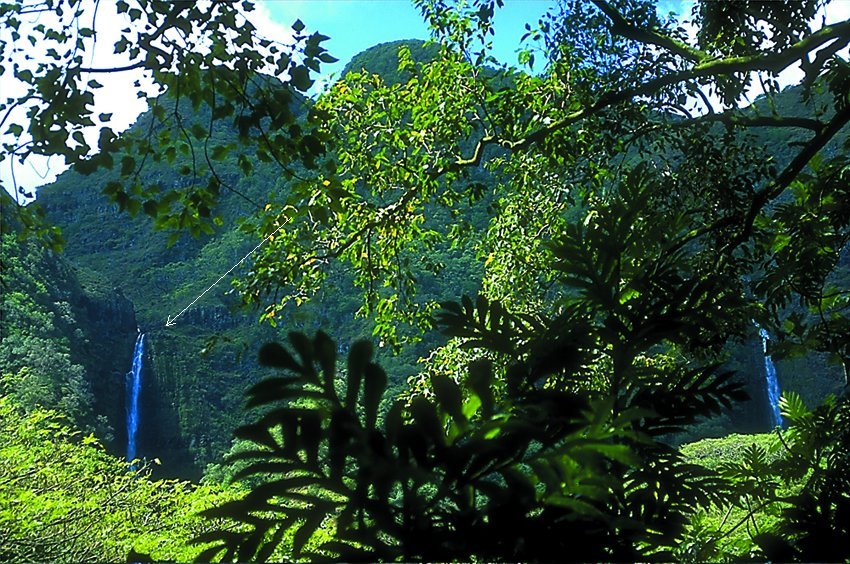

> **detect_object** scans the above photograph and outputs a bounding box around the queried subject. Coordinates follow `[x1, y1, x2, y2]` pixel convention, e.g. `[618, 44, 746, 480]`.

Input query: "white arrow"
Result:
[165, 220, 290, 327]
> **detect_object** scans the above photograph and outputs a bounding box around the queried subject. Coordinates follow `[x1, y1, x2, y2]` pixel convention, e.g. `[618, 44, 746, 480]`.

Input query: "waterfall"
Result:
[758, 327, 784, 428]
[126, 331, 145, 462]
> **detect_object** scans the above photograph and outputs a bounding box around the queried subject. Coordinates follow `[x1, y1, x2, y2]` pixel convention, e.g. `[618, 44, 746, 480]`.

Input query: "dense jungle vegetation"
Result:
[1, 0, 850, 561]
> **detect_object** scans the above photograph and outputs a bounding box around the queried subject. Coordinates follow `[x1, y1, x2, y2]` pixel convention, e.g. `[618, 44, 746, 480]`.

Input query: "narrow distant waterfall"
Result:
[126, 332, 145, 462]
[758, 327, 784, 428]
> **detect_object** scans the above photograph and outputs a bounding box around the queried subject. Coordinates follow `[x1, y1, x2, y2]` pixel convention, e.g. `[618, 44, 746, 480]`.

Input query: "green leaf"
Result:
[431, 374, 465, 425]
[468, 359, 494, 417]
[314, 331, 337, 383]
[211, 145, 230, 160]
[346, 340, 373, 407]
[120, 156, 135, 176]
[126, 198, 140, 216]
[779, 391, 809, 422]
[283, 333, 318, 384]
[299, 411, 322, 465]
[142, 200, 158, 217]
[258, 343, 299, 370]
[190, 123, 207, 138]
[166, 232, 180, 247]
[384, 401, 404, 443]
[15, 69, 33, 83]
[363, 363, 387, 429]
[289, 65, 312, 92]
[292, 515, 323, 555]
[238, 154, 253, 176]
[234, 423, 278, 450]
[411, 396, 442, 447]
[244, 378, 306, 408]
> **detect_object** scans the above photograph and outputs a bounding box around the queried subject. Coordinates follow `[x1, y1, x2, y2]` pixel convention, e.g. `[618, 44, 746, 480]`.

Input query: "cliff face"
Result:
[28, 40, 475, 477]
[39, 168, 275, 476]
[37, 170, 413, 476]
[69, 273, 139, 452]
[0, 221, 138, 449]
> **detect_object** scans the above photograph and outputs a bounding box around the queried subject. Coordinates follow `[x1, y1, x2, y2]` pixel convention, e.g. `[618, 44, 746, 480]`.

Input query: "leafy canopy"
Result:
[1, 0, 335, 248]
[4, 0, 850, 560]
[202, 0, 850, 560]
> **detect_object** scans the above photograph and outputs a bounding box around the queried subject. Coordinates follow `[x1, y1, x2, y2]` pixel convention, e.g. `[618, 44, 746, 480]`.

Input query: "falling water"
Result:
[126, 331, 145, 462]
[758, 327, 784, 428]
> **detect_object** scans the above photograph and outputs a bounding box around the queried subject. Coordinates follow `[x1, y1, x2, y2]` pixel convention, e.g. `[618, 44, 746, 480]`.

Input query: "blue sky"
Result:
[265, 0, 558, 81]
[264, 0, 694, 81]
[7, 0, 847, 196]
[3, 0, 566, 194]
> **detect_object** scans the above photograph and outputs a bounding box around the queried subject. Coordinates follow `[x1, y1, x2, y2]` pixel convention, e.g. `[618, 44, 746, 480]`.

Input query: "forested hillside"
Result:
[28, 40, 481, 476]
[29, 40, 844, 475]
[2, 0, 850, 561]
[0, 219, 136, 439]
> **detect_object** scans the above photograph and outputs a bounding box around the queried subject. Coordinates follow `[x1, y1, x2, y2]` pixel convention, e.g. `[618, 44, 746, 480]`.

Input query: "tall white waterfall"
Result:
[758, 327, 784, 428]
[126, 332, 145, 462]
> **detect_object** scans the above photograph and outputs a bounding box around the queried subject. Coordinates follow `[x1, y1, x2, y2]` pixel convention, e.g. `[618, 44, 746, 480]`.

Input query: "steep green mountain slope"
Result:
[40, 159, 282, 474]
[36, 40, 481, 477]
[659, 85, 850, 441]
[342, 39, 440, 85]
[38, 133, 383, 476]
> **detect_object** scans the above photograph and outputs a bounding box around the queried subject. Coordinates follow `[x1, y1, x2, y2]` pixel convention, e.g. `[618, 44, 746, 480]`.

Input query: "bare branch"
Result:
[77, 61, 146, 73]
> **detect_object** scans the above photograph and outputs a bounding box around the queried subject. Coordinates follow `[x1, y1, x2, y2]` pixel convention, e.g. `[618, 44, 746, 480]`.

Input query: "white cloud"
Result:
[253, 0, 300, 43]
[1, 0, 151, 201]
[0, 0, 296, 201]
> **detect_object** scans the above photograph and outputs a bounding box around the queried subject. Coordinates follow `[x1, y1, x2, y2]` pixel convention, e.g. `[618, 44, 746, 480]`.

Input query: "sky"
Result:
[0, 0, 555, 198]
[264, 0, 555, 83]
[1, 0, 848, 198]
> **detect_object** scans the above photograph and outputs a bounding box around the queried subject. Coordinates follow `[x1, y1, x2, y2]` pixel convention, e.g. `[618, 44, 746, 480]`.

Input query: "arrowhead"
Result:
[165, 315, 176, 327]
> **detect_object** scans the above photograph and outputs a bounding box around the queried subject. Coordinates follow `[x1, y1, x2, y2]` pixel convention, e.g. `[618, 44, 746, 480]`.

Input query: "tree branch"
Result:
[636, 112, 823, 137]
[664, 104, 850, 258]
[695, 113, 823, 131]
[725, 103, 850, 253]
[591, 0, 708, 63]
[77, 61, 146, 73]
[801, 37, 848, 86]
[443, 17, 850, 175]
